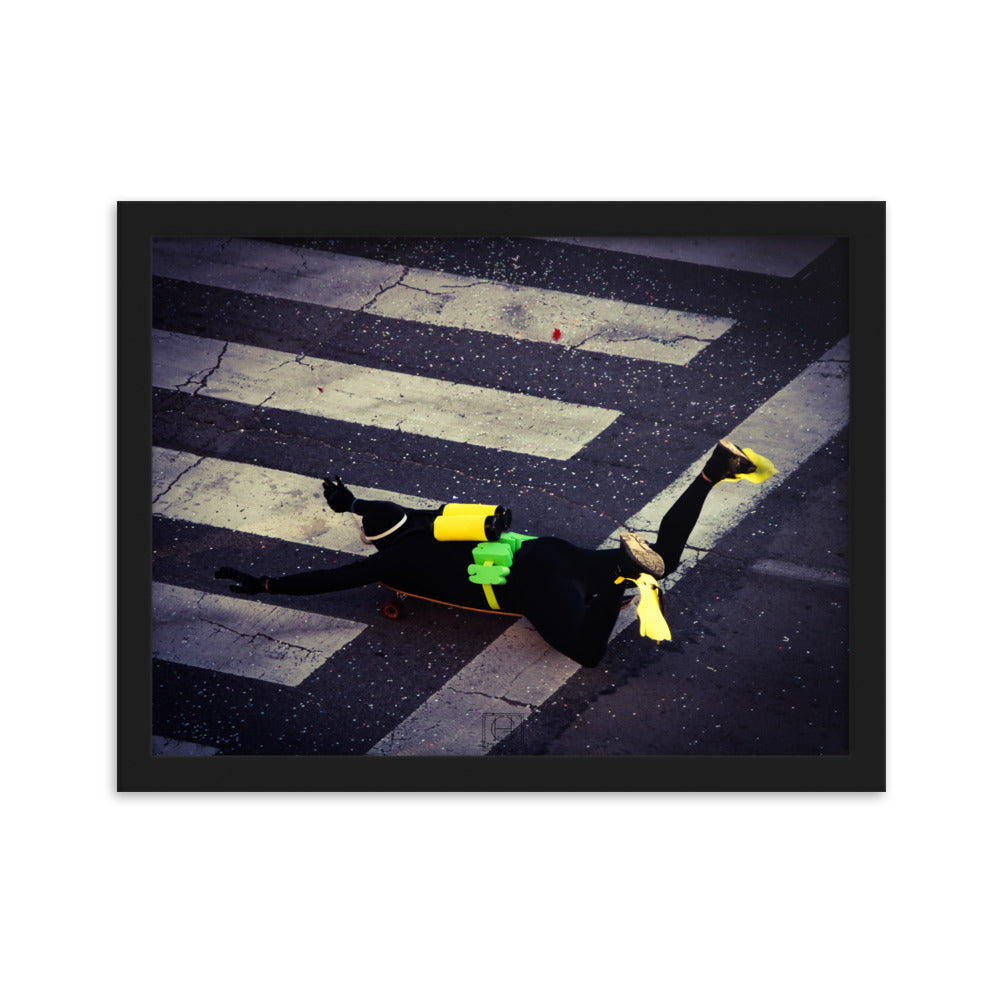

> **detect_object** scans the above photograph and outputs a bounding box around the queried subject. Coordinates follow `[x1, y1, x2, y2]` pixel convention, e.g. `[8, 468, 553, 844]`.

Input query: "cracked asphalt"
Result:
[151, 235, 852, 756]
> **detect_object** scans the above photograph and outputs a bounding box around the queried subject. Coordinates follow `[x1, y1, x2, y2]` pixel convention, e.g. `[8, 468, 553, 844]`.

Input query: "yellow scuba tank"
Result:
[433, 504, 512, 542]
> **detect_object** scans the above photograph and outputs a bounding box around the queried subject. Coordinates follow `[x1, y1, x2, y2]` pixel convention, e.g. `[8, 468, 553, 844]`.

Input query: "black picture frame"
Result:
[119, 200, 885, 792]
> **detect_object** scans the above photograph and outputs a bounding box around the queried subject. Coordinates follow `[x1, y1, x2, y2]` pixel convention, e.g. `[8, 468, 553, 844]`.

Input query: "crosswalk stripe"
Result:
[535, 236, 838, 277]
[152, 582, 366, 686]
[152, 446, 442, 555]
[366, 337, 850, 756]
[152, 237, 737, 366]
[749, 558, 849, 588]
[153, 328, 620, 460]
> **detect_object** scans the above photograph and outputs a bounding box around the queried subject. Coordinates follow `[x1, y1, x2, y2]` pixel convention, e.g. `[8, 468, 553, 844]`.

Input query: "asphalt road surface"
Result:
[149, 234, 850, 757]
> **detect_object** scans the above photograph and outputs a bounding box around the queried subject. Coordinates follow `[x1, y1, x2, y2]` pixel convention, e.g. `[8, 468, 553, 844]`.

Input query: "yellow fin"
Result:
[736, 447, 777, 483]
[616, 573, 671, 643]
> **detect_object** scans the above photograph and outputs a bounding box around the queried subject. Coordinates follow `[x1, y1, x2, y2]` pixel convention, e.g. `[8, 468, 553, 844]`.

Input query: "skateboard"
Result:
[378, 583, 635, 621]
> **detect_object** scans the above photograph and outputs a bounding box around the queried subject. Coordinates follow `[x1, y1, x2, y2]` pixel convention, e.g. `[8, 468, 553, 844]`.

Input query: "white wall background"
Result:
[4, 3, 994, 997]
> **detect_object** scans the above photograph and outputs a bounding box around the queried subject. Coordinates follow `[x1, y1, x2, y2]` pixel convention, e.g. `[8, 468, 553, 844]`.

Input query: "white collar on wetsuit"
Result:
[357, 512, 408, 544]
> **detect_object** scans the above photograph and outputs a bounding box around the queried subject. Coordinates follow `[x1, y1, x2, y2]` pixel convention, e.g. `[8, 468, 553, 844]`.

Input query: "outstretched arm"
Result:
[216, 550, 395, 597]
[322, 476, 355, 512]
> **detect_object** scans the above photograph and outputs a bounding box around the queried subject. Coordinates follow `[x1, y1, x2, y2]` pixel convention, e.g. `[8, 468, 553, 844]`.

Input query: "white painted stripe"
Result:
[151, 736, 219, 756]
[152, 582, 365, 686]
[153, 237, 399, 311]
[367, 338, 850, 756]
[153, 328, 619, 460]
[369, 622, 576, 756]
[152, 446, 443, 556]
[536, 236, 838, 278]
[749, 559, 849, 588]
[152, 237, 736, 365]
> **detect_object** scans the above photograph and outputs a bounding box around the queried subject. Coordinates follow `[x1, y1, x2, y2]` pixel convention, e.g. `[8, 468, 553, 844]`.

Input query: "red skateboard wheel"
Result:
[381, 600, 404, 620]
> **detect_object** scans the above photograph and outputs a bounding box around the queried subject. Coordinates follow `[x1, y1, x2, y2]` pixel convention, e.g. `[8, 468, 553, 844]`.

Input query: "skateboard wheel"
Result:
[381, 600, 404, 620]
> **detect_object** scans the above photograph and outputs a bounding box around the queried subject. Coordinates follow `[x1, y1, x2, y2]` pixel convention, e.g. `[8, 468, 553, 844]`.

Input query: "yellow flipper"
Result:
[615, 573, 671, 643]
[736, 447, 777, 483]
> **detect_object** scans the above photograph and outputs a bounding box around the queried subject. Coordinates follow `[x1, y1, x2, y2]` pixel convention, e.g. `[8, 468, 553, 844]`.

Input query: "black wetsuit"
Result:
[263, 475, 714, 669]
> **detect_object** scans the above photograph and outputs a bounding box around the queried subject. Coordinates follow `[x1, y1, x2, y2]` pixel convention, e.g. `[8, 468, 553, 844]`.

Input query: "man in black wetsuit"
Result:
[216, 440, 761, 669]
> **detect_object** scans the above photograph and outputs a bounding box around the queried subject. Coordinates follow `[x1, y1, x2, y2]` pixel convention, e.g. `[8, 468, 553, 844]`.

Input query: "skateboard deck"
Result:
[378, 583, 634, 620]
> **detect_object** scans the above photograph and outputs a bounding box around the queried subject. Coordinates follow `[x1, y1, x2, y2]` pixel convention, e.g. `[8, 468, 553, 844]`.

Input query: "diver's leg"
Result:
[652, 440, 760, 574]
[651, 475, 714, 574]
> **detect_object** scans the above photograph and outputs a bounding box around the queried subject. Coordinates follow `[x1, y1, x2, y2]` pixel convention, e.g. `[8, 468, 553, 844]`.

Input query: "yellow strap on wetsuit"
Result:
[481, 562, 501, 610]
[615, 573, 671, 643]
[468, 534, 534, 611]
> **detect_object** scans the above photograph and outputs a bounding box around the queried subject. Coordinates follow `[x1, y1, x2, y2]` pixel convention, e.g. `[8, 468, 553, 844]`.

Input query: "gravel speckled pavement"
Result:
[525, 428, 850, 756]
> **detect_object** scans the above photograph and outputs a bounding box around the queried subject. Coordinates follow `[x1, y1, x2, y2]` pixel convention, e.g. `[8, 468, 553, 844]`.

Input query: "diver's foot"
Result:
[701, 439, 758, 484]
[618, 532, 665, 580]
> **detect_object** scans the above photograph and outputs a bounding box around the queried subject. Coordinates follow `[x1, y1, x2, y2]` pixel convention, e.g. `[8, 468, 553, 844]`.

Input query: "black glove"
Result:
[323, 475, 355, 513]
[215, 566, 266, 595]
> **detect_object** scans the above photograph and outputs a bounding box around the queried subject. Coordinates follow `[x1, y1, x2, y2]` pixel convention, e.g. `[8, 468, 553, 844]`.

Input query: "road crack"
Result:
[451, 687, 534, 709]
[176, 341, 229, 396]
[359, 267, 411, 311]
[195, 616, 321, 655]
[153, 455, 206, 506]
[266, 351, 315, 374]
[576, 329, 716, 352]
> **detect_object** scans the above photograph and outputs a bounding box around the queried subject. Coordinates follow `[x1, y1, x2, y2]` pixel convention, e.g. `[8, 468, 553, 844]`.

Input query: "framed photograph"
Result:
[119, 201, 884, 791]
